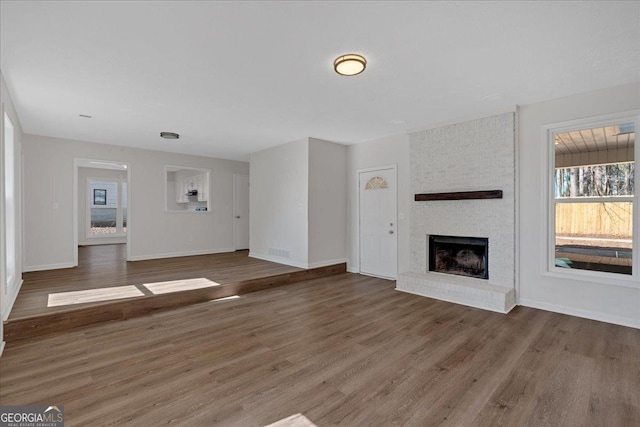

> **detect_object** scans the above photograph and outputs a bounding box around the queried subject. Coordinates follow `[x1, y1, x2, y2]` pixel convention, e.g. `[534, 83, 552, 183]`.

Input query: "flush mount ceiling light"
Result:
[334, 54, 366, 76]
[160, 132, 180, 139]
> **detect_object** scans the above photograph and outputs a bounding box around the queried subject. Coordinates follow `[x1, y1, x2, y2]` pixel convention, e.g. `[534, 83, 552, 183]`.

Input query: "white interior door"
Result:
[234, 174, 250, 250]
[359, 167, 397, 279]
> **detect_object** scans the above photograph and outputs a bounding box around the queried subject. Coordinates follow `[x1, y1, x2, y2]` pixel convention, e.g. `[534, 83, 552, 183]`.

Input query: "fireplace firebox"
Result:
[428, 235, 488, 279]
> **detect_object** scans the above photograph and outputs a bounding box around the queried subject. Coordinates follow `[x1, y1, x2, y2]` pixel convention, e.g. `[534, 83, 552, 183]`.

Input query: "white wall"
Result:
[308, 138, 347, 267]
[22, 134, 249, 269]
[0, 72, 24, 353]
[519, 82, 640, 328]
[250, 137, 348, 269]
[250, 139, 309, 267]
[78, 167, 127, 246]
[347, 133, 410, 274]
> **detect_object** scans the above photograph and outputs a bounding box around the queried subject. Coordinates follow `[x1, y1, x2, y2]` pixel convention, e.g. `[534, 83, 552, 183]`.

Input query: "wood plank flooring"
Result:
[11, 245, 303, 319]
[1, 273, 638, 426]
[5, 245, 345, 341]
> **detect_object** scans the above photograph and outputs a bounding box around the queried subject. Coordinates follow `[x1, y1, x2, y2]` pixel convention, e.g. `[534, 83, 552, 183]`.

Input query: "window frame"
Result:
[544, 110, 640, 288]
[86, 177, 127, 239]
[3, 111, 16, 291]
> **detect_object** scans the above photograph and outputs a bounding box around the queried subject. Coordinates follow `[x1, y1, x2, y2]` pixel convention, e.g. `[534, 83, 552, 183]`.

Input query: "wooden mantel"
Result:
[414, 190, 503, 201]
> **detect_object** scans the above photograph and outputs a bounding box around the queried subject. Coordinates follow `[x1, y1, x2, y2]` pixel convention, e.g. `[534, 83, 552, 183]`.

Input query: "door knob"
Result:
[389, 230, 394, 234]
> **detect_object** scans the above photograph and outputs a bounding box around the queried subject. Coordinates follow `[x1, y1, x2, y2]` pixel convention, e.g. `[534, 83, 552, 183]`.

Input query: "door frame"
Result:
[233, 173, 250, 250]
[73, 157, 132, 266]
[357, 164, 398, 279]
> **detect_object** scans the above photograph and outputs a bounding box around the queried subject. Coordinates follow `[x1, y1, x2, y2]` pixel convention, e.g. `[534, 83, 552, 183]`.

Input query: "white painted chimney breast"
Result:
[397, 112, 516, 313]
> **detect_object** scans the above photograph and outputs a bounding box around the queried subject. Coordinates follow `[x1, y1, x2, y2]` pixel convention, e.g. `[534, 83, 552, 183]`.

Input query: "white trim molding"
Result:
[543, 109, 640, 288]
[128, 248, 236, 262]
[1, 278, 22, 321]
[23, 263, 75, 273]
[307, 258, 347, 269]
[520, 298, 640, 329]
[248, 252, 309, 269]
[249, 252, 346, 270]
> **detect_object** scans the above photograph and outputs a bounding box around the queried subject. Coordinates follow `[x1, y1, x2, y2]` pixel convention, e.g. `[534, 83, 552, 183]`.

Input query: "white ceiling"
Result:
[1, 1, 639, 162]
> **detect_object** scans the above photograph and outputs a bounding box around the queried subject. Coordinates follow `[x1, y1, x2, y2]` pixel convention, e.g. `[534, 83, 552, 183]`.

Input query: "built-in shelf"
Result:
[414, 190, 503, 201]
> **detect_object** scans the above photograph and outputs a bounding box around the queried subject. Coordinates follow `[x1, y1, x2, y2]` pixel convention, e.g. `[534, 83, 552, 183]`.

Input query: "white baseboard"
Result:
[248, 252, 309, 269]
[23, 262, 75, 272]
[347, 267, 359, 274]
[361, 272, 396, 281]
[79, 239, 126, 246]
[519, 298, 640, 329]
[128, 248, 236, 262]
[307, 258, 347, 269]
[248, 253, 346, 270]
[2, 278, 23, 321]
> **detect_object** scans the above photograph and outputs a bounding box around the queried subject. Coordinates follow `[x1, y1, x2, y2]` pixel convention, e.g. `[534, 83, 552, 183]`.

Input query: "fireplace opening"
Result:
[429, 235, 488, 279]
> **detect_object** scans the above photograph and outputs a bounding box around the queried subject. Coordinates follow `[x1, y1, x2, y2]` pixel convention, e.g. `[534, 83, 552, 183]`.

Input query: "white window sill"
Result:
[165, 210, 212, 214]
[86, 233, 127, 239]
[543, 268, 639, 289]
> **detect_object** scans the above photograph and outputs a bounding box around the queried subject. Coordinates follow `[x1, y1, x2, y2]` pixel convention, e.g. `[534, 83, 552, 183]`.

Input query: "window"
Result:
[550, 119, 636, 278]
[4, 112, 16, 289]
[365, 176, 388, 190]
[87, 179, 127, 237]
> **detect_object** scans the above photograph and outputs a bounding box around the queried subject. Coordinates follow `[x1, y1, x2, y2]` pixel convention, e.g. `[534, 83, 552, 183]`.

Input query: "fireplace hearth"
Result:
[429, 235, 488, 279]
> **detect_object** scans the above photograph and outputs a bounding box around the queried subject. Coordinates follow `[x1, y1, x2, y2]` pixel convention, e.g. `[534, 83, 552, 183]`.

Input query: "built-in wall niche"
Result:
[165, 165, 210, 212]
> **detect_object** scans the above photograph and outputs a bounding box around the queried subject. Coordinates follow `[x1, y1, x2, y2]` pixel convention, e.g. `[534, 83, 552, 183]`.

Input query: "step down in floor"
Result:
[4, 263, 346, 342]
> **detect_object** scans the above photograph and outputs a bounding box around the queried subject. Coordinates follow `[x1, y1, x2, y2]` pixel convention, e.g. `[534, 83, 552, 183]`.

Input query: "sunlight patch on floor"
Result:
[47, 286, 144, 307]
[264, 414, 318, 427]
[210, 295, 240, 303]
[143, 277, 221, 295]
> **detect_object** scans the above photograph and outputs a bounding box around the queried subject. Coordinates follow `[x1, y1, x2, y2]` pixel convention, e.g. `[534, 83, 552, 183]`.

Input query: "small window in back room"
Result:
[553, 122, 634, 276]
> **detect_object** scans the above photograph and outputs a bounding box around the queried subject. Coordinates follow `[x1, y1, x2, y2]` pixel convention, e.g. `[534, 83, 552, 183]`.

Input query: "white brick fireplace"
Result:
[397, 113, 516, 313]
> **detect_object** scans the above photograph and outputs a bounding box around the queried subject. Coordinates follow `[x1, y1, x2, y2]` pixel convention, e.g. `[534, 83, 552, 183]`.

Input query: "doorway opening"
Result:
[73, 158, 131, 267]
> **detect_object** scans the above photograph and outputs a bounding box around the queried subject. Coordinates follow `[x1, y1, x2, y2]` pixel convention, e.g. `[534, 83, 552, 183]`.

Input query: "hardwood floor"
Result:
[5, 245, 345, 341]
[11, 245, 303, 319]
[1, 273, 638, 426]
